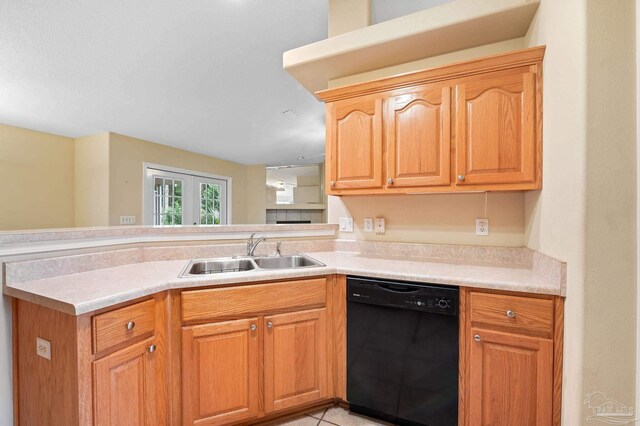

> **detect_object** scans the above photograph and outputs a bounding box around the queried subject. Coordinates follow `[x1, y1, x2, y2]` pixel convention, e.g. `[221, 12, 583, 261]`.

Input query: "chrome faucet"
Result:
[247, 233, 267, 256]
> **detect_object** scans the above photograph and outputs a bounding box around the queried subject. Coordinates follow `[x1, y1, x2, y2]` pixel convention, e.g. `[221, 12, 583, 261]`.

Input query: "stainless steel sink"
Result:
[179, 254, 324, 277]
[181, 258, 256, 276]
[253, 254, 325, 269]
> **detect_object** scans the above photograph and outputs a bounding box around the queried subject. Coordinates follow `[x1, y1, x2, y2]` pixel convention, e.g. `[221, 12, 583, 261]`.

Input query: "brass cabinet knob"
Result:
[126, 321, 135, 330]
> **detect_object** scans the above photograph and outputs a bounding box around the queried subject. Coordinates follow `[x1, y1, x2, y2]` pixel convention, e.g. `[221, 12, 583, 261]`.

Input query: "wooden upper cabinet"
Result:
[93, 337, 159, 426]
[455, 66, 539, 188]
[386, 85, 451, 188]
[182, 318, 260, 426]
[317, 46, 545, 195]
[467, 328, 553, 426]
[264, 308, 328, 413]
[326, 96, 383, 191]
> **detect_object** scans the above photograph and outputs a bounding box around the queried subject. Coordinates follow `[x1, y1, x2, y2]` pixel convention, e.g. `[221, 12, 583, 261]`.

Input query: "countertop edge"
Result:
[5, 259, 564, 315]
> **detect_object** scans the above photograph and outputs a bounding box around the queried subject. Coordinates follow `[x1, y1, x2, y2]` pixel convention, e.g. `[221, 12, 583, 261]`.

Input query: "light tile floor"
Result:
[274, 407, 395, 426]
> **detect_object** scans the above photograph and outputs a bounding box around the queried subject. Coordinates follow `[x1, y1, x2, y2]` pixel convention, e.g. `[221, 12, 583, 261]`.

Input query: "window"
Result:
[144, 164, 230, 226]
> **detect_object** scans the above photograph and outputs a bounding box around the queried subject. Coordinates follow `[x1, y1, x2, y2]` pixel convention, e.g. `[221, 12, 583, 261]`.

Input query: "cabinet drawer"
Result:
[469, 292, 553, 335]
[182, 278, 327, 323]
[92, 299, 155, 354]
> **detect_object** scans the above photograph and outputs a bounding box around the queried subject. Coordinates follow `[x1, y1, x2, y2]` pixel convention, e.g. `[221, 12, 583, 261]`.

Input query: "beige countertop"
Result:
[4, 250, 565, 315]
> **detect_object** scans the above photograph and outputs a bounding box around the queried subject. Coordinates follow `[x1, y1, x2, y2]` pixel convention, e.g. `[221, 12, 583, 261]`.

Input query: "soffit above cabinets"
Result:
[283, 0, 540, 95]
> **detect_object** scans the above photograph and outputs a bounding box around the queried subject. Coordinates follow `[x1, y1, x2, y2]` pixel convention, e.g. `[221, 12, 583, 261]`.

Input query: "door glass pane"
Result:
[153, 177, 183, 226]
[200, 183, 221, 225]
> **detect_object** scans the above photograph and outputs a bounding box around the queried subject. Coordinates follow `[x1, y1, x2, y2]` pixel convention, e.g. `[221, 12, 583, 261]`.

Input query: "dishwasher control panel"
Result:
[347, 276, 458, 316]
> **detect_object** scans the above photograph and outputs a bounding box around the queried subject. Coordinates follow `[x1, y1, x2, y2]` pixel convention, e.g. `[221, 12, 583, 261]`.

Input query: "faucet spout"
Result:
[247, 234, 267, 256]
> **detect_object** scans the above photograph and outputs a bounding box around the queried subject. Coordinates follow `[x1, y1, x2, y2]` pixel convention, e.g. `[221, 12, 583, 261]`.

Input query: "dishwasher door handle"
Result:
[376, 283, 420, 293]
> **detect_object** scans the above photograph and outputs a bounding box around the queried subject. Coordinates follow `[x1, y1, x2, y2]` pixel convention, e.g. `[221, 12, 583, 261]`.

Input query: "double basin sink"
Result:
[179, 254, 325, 277]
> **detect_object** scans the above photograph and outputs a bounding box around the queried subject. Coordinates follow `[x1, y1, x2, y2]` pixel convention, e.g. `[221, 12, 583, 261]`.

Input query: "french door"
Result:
[144, 166, 228, 226]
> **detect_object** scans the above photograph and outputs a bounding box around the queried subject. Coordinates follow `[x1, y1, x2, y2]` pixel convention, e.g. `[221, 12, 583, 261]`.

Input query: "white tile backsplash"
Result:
[286, 210, 301, 221]
[266, 209, 325, 224]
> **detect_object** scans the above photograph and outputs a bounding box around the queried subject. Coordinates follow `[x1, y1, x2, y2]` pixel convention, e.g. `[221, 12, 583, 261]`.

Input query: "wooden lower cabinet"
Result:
[179, 278, 334, 426]
[93, 337, 160, 426]
[264, 308, 328, 413]
[181, 318, 260, 426]
[12, 293, 169, 426]
[461, 289, 563, 426]
[467, 328, 553, 426]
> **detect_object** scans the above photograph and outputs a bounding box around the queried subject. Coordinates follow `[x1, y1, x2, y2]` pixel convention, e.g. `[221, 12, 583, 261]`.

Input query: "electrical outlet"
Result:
[36, 337, 51, 360]
[363, 218, 374, 233]
[375, 217, 386, 234]
[339, 217, 354, 233]
[476, 218, 489, 236]
[120, 216, 136, 225]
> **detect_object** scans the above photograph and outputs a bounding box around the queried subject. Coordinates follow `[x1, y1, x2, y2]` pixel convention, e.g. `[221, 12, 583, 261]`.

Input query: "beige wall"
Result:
[245, 164, 267, 224]
[330, 37, 526, 88]
[523, 1, 589, 422]
[74, 133, 110, 227]
[109, 132, 261, 226]
[526, 0, 637, 422]
[583, 0, 636, 418]
[0, 124, 75, 230]
[328, 0, 371, 37]
[329, 192, 524, 246]
[0, 125, 267, 229]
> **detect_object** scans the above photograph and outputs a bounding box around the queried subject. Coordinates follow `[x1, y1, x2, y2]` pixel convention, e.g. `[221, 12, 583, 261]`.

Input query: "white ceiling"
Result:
[0, 0, 328, 166]
[0, 1, 455, 167]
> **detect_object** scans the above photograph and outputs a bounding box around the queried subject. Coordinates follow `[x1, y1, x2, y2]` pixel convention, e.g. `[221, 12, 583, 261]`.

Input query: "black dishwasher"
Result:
[347, 276, 458, 426]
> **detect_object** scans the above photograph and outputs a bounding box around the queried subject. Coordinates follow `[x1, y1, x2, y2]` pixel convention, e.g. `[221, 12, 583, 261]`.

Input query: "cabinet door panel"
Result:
[93, 337, 157, 426]
[182, 318, 260, 426]
[456, 68, 537, 186]
[468, 328, 552, 426]
[264, 308, 327, 412]
[327, 97, 383, 190]
[387, 86, 451, 187]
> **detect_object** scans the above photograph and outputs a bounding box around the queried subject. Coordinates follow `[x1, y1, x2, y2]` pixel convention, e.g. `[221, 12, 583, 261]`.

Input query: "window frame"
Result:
[143, 163, 232, 226]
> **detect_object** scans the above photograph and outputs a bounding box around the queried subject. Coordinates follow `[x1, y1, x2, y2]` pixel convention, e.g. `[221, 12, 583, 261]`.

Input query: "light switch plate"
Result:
[339, 217, 354, 233]
[363, 218, 374, 233]
[120, 216, 136, 225]
[476, 218, 489, 236]
[375, 217, 386, 234]
[36, 337, 51, 360]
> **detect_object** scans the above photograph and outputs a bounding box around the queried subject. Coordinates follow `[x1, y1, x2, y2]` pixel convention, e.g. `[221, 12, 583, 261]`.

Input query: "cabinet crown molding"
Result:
[316, 46, 546, 103]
